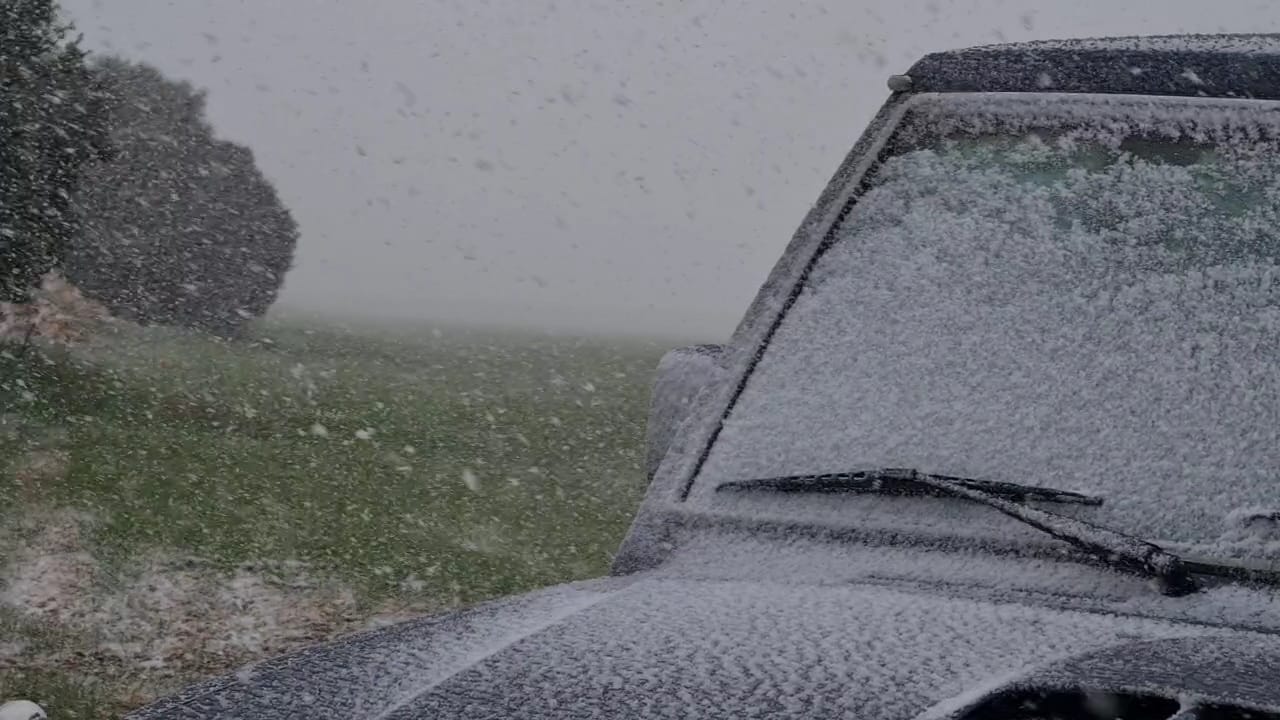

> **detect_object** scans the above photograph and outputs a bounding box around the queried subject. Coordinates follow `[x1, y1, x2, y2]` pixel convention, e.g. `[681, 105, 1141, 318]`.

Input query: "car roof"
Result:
[905, 34, 1280, 100]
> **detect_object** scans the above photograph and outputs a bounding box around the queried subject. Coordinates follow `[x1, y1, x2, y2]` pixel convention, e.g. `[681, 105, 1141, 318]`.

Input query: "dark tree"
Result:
[67, 58, 298, 335]
[0, 0, 110, 303]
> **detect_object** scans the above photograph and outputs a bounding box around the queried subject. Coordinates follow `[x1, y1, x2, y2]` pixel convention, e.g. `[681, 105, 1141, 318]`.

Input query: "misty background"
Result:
[62, 0, 1280, 338]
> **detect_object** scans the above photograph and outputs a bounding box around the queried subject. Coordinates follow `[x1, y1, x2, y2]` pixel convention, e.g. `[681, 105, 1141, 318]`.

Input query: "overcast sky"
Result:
[61, 0, 1280, 338]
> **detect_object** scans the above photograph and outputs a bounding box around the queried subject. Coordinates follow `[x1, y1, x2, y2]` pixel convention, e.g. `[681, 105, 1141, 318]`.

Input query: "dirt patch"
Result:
[0, 509, 440, 706]
[0, 273, 113, 346]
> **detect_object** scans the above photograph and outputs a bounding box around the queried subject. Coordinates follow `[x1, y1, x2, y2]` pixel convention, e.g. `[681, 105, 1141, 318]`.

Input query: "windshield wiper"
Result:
[718, 468, 1103, 505]
[718, 468, 1199, 596]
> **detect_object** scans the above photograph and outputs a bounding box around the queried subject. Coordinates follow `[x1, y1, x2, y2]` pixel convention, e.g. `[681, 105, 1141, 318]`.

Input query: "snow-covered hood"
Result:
[131, 538, 1280, 720]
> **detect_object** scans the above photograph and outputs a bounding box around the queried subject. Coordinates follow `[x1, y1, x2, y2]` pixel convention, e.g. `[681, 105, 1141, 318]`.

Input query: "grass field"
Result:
[0, 314, 669, 717]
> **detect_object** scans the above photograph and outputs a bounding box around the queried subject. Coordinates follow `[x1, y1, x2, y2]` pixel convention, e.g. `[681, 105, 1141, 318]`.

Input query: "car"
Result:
[131, 35, 1280, 719]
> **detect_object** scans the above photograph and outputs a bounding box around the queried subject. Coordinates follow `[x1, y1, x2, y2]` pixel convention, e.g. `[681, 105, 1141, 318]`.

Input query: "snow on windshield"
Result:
[699, 96, 1280, 555]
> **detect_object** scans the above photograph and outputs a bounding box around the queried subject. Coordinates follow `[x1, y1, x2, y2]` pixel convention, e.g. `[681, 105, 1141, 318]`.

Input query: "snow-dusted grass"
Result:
[0, 317, 664, 716]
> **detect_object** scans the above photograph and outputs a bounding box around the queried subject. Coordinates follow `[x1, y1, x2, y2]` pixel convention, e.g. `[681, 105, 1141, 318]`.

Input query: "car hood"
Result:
[130, 566, 1280, 720]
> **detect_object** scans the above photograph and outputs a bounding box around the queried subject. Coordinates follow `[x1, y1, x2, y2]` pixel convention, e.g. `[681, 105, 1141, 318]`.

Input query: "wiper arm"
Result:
[717, 468, 1103, 505]
[718, 468, 1199, 596]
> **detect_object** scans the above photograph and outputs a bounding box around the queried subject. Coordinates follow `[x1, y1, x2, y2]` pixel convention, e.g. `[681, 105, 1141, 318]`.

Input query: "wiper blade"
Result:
[717, 468, 1103, 505]
[1180, 554, 1280, 588]
[718, 468, 1199, 596]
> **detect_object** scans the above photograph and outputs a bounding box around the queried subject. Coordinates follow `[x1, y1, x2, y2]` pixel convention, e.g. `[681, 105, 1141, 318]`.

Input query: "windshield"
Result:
[696, 94, 1280, 558]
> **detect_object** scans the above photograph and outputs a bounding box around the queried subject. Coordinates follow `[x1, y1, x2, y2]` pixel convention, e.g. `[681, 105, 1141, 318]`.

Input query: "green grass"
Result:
[0, 316, 669, 714]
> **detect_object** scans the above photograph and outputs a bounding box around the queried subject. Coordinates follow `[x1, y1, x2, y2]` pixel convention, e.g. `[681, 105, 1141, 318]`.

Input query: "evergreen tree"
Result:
[0, 0, 110, 302]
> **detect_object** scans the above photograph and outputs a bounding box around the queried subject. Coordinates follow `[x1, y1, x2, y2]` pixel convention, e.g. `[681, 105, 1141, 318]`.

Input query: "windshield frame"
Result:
[672, 91, 1280, 508]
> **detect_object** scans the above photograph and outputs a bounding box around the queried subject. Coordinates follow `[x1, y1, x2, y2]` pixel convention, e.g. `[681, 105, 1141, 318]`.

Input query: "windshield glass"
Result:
[697, 94, 1280, 558]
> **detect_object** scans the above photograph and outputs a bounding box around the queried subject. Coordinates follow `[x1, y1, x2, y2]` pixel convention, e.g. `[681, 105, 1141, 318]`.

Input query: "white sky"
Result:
[62, 0, 1280, 338]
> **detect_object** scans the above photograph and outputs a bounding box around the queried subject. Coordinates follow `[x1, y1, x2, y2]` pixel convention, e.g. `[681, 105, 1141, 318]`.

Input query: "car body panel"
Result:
[131, 535, 1280, 718]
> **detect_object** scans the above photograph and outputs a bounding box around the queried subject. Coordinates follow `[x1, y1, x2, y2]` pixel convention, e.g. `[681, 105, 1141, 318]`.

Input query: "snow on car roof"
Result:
[907, 34, 1280, 100]
[962, 34, 1280, 56]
